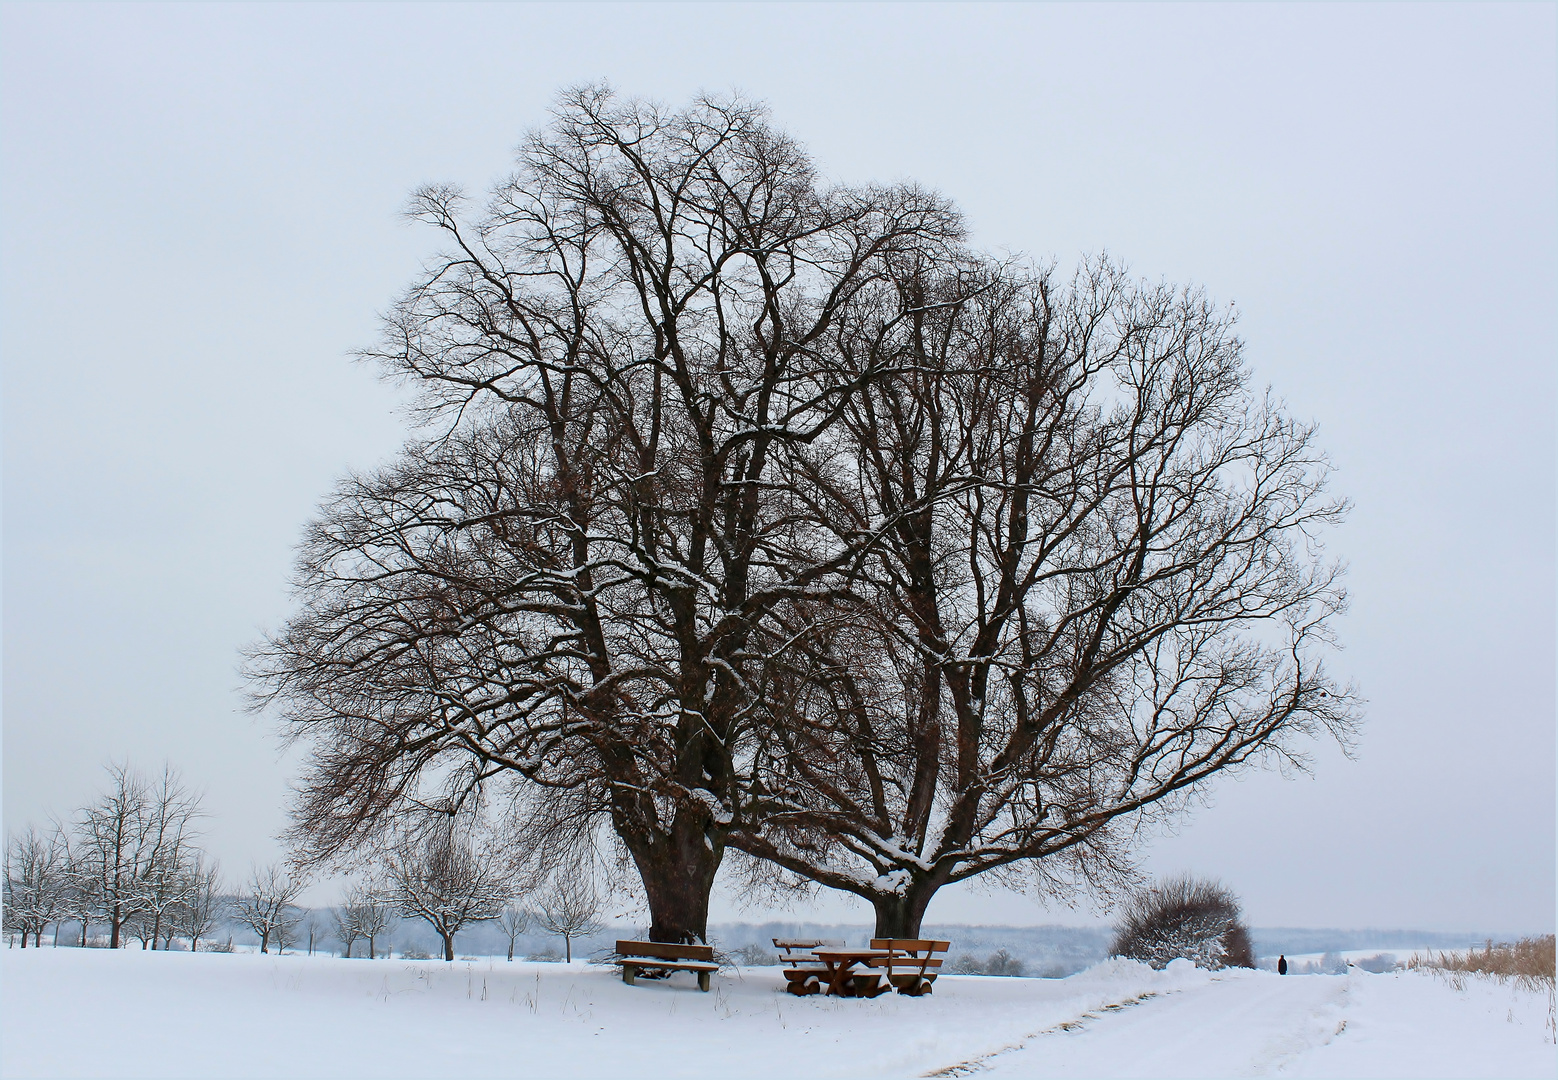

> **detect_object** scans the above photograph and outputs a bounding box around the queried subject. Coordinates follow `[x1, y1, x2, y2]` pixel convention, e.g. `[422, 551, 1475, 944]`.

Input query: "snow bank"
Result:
[1, 948, 1550, 1078]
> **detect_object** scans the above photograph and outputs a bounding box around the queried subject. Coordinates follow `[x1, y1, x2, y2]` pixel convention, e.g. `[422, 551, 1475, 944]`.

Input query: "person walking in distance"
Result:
[1278, 954, 1288, 975]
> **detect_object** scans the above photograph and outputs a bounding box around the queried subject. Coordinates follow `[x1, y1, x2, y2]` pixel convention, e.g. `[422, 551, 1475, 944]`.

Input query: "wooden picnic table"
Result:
[812, 948, 893, 997]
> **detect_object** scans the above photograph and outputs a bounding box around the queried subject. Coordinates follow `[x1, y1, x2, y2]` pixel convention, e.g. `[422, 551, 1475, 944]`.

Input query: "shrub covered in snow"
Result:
[1109, 875, 1255, 971]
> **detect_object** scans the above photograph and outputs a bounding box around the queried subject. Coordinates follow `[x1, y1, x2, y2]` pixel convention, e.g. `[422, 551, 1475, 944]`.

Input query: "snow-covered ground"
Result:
[2, 948, 1551, 1078]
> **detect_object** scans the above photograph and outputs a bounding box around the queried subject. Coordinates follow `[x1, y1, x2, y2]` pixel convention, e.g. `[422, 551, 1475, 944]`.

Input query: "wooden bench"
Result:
[867, 938, 950, 996]
[775, 938, 842, 996]
[617, 940, 719, 992]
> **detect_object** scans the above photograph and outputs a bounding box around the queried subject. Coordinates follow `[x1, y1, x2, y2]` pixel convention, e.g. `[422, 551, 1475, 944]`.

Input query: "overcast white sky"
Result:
[3, 2, 1553, 933]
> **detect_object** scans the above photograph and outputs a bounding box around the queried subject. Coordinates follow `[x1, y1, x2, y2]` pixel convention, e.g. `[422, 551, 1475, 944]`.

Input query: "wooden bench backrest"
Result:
[870, 939, 951, 954]
[774, 938, 841, 960]
[617, 939, 715, 962]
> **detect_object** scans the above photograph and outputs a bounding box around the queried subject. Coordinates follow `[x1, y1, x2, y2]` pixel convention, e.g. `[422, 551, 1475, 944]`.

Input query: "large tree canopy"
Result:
[727, 259, 1359, 934]
[248, 86, 965, 941]
[248, 85, 1358, 941]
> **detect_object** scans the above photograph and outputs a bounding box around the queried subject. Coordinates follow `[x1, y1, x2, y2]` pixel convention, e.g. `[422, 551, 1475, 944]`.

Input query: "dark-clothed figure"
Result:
[1278, 954, 1288, 975]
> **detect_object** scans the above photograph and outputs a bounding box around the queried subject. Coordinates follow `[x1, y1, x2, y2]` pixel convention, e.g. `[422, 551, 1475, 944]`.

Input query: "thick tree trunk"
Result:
[870, 881, 938, 939]
[441, 932, 455, 962]
[628, 817, 722, 944]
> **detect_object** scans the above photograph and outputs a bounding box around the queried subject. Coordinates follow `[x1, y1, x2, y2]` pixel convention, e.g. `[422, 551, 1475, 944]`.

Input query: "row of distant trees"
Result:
[3, 763, 219, 950]
[5, 763, 603, 962]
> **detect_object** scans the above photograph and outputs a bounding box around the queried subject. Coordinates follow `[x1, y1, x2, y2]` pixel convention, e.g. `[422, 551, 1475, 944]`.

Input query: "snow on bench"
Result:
[867, 938, 950, 997]
[775, 937, 843, 996]
[617, 940, 719, 992]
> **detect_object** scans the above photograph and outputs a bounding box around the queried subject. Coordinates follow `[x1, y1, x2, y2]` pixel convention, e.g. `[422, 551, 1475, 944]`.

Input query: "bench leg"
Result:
[622, 964, 636, 986]
[698, 970, 710, 992]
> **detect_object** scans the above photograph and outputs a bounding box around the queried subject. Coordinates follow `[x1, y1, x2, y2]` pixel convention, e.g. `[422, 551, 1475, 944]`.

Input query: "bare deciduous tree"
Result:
[247, 85, 964, 944]
[4, 825, 64, 948]
[72, 763, 149, 948]
[498, 904, 529, 962]
[333, 881, 391, 958]
[246, 88, 1357, 944]
[330, 901, 361, 958]
[69, 763, 206, 948]
[382, 822, 506, 961]
[234, 863, 305, 954]
[176, 856, 224, 952]
[727, 258, 1359, 936]
[356, 887, 391, 959]
[536, 865, 600, 963]
[124, 767, 204, 950]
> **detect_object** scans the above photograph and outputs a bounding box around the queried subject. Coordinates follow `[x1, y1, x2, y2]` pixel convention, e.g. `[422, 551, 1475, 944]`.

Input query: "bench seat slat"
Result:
[619, 958, 719, 972]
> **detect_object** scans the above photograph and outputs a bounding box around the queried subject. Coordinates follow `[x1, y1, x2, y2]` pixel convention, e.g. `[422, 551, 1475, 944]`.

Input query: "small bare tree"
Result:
[234, 864, 305, 954]
[52, 824, 96, 946]
[498, 904, 529, 962]
[356, 888, 390, 959]
[4, 825, 64, 948]
[382, 824, 506, 961]
[128, 767, 204, 949]
[333, 882, 391, 958]
[176, 857, 224, 952]
[536, 865, 600, 963]
[330, 906, 360, 958]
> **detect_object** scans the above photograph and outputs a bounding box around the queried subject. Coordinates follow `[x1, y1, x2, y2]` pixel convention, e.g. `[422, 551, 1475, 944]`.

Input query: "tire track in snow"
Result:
[924, 973, 1352, 1079]
[922, 991, 1164, 1076]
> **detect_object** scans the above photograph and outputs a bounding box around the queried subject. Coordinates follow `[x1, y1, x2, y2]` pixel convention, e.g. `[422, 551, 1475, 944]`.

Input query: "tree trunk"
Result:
[870, 881, 938, 939]
[441, 931, 455, 962]
[367, 935, 375, 959]
[260, 929, 270, 954]
[79, 921, 88, 947]
[627, 815, 723, 944]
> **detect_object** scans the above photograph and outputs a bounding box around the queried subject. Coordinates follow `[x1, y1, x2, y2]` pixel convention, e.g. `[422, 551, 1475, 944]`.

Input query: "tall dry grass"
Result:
[1409, 935, 1555, 1040]
[1409, 935, 1555, 988]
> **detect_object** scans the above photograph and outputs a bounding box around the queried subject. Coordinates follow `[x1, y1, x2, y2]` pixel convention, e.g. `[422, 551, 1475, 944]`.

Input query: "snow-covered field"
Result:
[2, 948, 1552, 1078]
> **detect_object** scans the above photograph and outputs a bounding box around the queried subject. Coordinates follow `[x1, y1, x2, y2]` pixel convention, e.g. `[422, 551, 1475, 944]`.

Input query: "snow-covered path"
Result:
[941, 966, 1553, 1079]
[1, 949, 1551, 1078]
[951, 970, 1350, 1077]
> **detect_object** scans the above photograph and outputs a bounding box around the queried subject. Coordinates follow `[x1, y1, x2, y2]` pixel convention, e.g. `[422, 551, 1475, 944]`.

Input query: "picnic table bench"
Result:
[617, 940, 718, 992]
[868, 938, 950, 996]
[775, 937, 843, 996]
[778, 937, 951, 997]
